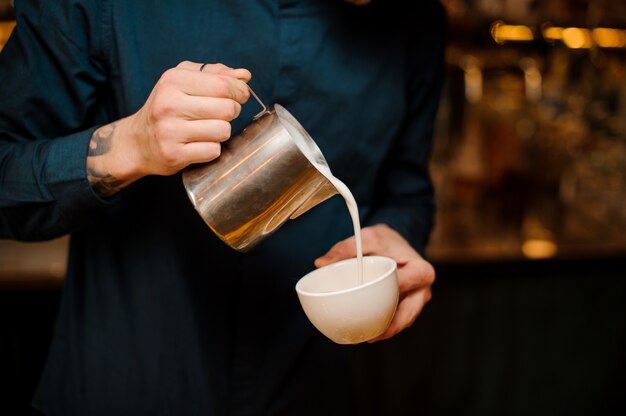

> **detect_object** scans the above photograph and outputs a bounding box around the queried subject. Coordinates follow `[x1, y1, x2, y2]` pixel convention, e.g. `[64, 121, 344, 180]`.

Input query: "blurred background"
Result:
[429, 0, 626, 263]
[1, 0, 625, 415]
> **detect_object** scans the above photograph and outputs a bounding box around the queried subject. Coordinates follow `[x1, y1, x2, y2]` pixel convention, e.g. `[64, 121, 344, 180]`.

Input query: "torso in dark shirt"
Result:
[0, 0, 446, 414]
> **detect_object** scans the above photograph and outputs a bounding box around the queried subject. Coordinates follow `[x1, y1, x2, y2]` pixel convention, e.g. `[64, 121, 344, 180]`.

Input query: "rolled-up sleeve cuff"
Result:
[44, 127, 113, 218]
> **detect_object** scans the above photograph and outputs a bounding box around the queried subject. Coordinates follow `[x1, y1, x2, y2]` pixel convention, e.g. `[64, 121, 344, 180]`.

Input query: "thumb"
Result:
[314, 236, 357, 268]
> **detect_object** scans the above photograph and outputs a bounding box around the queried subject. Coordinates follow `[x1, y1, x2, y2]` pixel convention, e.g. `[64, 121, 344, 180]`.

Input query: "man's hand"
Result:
[86, 61, 251, 197]
[314, 224, 435, 342]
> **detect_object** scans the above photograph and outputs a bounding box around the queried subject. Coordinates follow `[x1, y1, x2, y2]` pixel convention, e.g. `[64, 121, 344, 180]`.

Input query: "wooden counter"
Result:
[0, 236, 68, 289]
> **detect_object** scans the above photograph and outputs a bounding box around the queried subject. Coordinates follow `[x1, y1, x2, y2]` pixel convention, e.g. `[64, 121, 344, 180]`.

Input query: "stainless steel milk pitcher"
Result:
[182, 90, 338, 252]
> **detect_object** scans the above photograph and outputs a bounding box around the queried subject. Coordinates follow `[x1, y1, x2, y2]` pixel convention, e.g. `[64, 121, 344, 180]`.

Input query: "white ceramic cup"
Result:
[295, 256, 399, 344]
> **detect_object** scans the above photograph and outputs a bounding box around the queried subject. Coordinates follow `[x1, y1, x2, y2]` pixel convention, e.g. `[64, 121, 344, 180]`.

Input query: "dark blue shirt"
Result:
[0, 0, 445, 414]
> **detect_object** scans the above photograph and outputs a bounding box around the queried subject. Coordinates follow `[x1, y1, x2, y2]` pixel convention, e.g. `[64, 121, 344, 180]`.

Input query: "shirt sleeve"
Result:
[0, 0, 111, 241]
[364, 1, 447, 255]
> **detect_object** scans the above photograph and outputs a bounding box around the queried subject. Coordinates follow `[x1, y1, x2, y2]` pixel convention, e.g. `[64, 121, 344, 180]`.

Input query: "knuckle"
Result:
[377, 223, 387, 232]
[239, 83, 251, 101]
[206, 142, 222, 161]
[233, 102, 242, 118]
[176, 60, 192, 68]
[362, 228, 376, 245]
[151, 98, 174, 119]
[425, 262, 436, 283]
[425, 290, 433, 303]
[158, 143, 178, 165]
[152, 120, 175, 142]
[212, 76, 231, 97]
[373, 224, 389, 239]
[221, 100, 239, 120]
[159, 68, 179, 85]
[218, 121, 232, 140]
[212, 143, 222, 158]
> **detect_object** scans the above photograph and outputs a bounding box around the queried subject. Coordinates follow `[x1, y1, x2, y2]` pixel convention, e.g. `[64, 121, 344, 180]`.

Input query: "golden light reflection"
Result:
[0, 21, 16, 52]
[561, 27, 593, 49]
[542, 26, 563, 41]
[491, 21, 534, 44]
[593, 28, 626, 48]
[507, 23, 626, 49]
[522, 239, 558, 259]
[463, 57, 483, 104]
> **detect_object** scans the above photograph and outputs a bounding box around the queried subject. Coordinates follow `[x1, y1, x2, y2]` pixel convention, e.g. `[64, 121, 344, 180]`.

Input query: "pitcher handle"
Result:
[248, 86, 271, 120]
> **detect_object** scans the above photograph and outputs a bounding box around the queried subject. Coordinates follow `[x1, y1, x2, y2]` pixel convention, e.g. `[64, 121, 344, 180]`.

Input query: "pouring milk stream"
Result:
[250, 86, 364, 284]
[280, 113, 364, 285]
[309, 164, 364, 285]
[183, 88, 364, 285]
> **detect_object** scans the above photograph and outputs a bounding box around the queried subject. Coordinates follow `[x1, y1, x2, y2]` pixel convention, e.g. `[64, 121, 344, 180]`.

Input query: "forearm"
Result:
[0, 115, 141, 239]
[0, 0, 113, 240]
[0, 130, 109, 241]
[86, 118, 142, 198]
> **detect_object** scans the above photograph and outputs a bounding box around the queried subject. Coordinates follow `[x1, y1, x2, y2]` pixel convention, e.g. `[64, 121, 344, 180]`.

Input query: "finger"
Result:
[176, 61, 228, 71]
[195, 73, 250, 104]
[354, 225, 403, 259]
[203, 64, 251, 82]
[179, 119, 232, 143]
[159, 67, 250, 104]
[368, 289, 431, 343]
[189, 61, 252, 82]
[397, 259, 436, 293]
[232, 68, 252, 82]
[314, 236, 358, 268]
[179, 141, 223, 165]
[179, 96, 242, 121]
[314, 226, 392, 268]
[176, 61, 243, 77]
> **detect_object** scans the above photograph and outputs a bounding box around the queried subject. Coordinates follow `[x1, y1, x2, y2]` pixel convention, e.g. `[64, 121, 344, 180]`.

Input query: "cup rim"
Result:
[295, 255, 397, 298]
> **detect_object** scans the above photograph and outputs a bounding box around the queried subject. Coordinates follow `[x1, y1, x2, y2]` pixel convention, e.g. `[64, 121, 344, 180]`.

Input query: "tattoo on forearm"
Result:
[87, 168, 126, 198]
[88, 122, 116, 156]
[87, 122, 126, 197]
